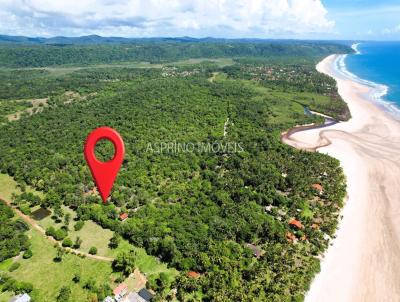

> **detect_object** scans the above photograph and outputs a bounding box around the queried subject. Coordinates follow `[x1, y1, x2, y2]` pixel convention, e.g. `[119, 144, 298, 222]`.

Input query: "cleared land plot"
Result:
[6, 228, 116, 302]
[34, 206, 177, 278]
[6, 98, 47, 121]
[0, 173, 42, 200]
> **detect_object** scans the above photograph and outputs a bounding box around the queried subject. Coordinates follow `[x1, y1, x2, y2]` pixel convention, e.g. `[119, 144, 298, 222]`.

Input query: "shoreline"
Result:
[283, 54, 400, 301]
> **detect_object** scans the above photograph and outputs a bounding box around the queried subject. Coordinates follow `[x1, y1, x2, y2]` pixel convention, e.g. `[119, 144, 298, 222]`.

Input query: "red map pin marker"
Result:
[84, 127, 125, 203]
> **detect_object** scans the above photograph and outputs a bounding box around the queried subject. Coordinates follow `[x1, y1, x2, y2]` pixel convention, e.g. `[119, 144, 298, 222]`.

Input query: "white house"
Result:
[9, 293, 31, 302]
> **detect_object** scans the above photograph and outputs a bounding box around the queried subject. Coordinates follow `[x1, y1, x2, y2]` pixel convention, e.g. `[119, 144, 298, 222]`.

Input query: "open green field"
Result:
[0, 173, 43, 200]
[0, 290, 13, 302]
[5, 228, 115, 302]
[35, 206, 177, 277]
[0, 57, 233, 79]
[168, 57, 234, 67]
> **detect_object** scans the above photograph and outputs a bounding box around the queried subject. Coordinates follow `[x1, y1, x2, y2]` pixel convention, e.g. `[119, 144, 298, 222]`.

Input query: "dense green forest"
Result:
[0, 41, 350, 301]
[0, 41, 351, 67]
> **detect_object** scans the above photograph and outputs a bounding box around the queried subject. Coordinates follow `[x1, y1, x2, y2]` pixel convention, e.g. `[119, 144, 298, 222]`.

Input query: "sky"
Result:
[0, 0, 399, 40]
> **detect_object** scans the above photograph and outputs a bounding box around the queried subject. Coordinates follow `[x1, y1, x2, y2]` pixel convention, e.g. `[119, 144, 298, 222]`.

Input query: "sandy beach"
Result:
[283, 55, 400, 302]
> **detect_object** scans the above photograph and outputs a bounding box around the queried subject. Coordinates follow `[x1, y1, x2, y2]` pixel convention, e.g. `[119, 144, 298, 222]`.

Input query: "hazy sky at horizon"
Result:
[0, 0, 399, 40]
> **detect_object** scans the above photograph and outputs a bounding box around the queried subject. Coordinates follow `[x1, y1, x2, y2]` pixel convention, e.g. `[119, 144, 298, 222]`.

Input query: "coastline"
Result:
[283, 54, 400, 301]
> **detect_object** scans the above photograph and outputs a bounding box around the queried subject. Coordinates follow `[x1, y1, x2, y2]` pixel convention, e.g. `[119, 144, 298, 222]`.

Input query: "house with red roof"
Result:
[119, 213, 129, 221]
[311, 183, 323, 194]
[289, 219, 304, 229]
[113, 283, 128, 301]
[187, 271, 201, 279]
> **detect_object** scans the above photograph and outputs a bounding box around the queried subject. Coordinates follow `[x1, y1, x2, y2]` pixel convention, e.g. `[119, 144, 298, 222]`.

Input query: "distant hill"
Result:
[0, 35, 353, 68]
[0, 34, 354, 46]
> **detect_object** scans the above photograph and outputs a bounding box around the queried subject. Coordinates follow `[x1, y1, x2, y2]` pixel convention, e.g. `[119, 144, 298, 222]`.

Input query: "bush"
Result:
[73, 236, 82, 249]
[14, 219, 29, 232]
[54, 247, 64, 262]
[8, 262, 21, 272]
[18, 204, 31, 215]
[88, 247, 97, 255]
[72, 273, 81, 283]
[62, 238, 73, 247]
[109, 234, 121, 249]
[45, 226, 56, 237]
[56, 286, 71, 302]
[23, 250, 33, 259]
[15, 281, 33, 294]
[84, 278, 96, 291]
[74, 220, 85, 231]
[2, 277, 34, 294]
[54, 228, 68, 241]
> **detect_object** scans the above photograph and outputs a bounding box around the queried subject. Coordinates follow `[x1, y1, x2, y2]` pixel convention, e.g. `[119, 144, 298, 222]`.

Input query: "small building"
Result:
[103, 297, 115, 302]
[9, 294, 31, 302]
[311, 223, 319, 230]
[311, 183, 323, 194]
[286, 232, 297, 243]
[113, 283, 128, 301]
[187, 271, 201, 279]
[123, 292, 146, 302]
[245, 243, 263, 258]
[138, 288, 154, 301]
[119, 213, 129, 221]
[289, 219, 304, 229]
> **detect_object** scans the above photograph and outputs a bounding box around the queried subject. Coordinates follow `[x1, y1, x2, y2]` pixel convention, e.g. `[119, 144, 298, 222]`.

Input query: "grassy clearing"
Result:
[6, 98, 47, 121]
[38, 58, 233, 73]
[0, 259, 12, 271]
[0, 100, 30, 118]
[0, 173, 42, 200]
[35, 205, 129, 257]
[5, 228, 116, 302]
[135, 248, 177, 278]
[169, 57, 234, 67]
[0, 61, 163, 75]
[0, 290, 13, 302]
[35, 206, 177, 277]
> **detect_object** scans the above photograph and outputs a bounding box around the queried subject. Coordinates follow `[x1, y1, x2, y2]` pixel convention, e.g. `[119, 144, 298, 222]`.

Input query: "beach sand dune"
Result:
[283, 55, 400, 302]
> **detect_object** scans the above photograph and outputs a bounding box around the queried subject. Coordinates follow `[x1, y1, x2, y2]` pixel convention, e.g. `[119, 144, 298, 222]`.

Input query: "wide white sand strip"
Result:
[283, 55, 400, 302]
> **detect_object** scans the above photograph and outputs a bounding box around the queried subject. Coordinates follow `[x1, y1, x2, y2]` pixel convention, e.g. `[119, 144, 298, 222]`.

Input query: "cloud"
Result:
[382, 24, 400, 35]
[0, 0, 334, 37]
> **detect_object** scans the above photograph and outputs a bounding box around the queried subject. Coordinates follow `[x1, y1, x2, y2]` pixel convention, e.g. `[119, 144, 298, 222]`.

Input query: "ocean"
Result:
[340, 41, 400, 117]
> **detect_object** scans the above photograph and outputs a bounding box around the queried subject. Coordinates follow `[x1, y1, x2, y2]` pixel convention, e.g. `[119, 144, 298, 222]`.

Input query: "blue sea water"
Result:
[344, 41, 400, 116]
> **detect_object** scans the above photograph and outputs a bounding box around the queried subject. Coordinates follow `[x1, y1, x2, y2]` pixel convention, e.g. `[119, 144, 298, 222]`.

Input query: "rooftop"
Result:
[138, 288, 154, 301]
[123, 292, 146, 302]
[119, 213, 129, 221]
[187, 271, 201, 278]
[9, 294, 31, 302]
[113, 283, 128, 296]
[289, 219, 303, 229]
[311, 183, 323, 192]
